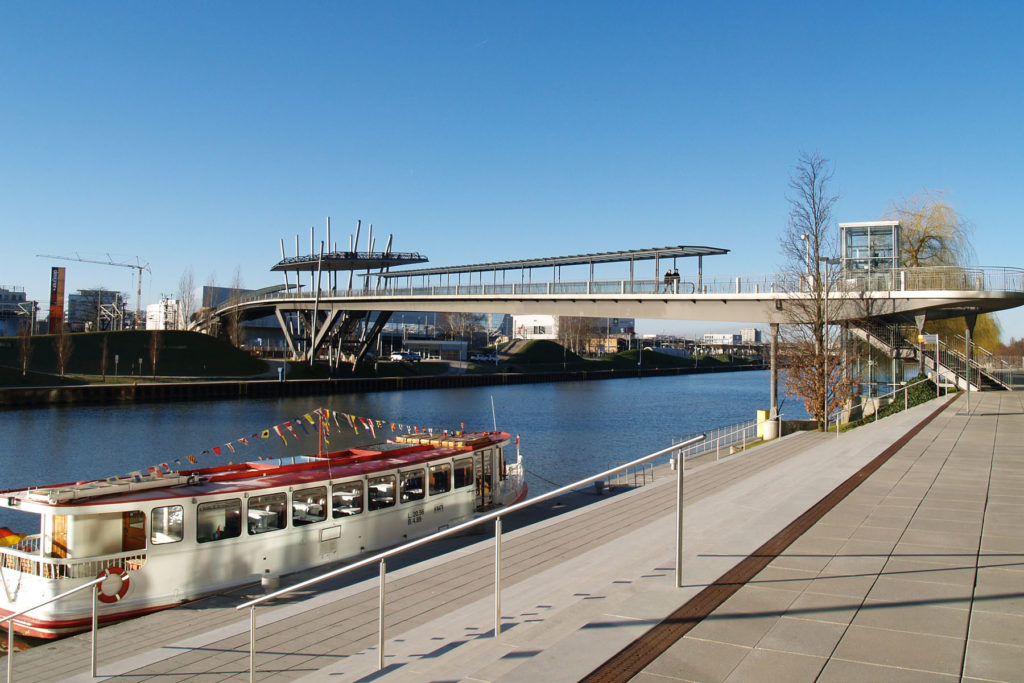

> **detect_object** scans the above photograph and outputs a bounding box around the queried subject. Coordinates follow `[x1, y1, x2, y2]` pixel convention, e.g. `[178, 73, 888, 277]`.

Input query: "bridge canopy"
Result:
[370, 245, 729, 279]
[272, 251, 428, 272]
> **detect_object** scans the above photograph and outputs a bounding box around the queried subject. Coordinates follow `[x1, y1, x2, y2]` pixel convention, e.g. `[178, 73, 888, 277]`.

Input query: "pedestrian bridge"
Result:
[208, 242, 1023, 367]
[221, 264, 1024, 325]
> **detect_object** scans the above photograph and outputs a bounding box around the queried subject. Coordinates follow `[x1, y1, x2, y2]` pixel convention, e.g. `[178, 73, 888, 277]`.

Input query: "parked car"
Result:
[390, 351, 421, 362]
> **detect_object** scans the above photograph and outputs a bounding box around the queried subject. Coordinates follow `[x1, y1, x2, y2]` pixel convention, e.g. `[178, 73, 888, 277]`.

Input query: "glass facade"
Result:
[840, 221, 901, 275]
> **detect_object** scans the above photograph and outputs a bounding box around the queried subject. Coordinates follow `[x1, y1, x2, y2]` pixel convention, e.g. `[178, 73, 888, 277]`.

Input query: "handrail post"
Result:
[675, 448, 685, 588]
[249, 606, 256, 682]
[494, 515, 502, 637]
[378, 559, 386, 670]
[7, 619, 13, 683]
[92, 584, 99, 678]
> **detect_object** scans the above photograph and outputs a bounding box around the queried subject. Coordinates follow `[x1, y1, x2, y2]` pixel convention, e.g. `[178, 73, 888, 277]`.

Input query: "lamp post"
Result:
[800, 234, 810, 289]
[819, 257, 839, 431]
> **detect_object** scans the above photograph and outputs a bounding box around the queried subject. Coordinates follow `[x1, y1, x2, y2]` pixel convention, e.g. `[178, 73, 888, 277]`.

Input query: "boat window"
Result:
[123, 510, 146, 551]
[151, 505, 184, 544]
[429, 463, 451, 495]
[400, 469, 425, 503]
[368, 475, 396, 511]
[197, 499, 242, 543]
[453, 458, 474, 489]
[248, 492, 287, 534]
[292, 486, 327, 526]
[332, 481, 363, 517]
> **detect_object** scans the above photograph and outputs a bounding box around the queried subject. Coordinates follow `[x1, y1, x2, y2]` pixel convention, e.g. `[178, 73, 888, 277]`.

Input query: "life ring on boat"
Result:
[97, 565, 131, 603]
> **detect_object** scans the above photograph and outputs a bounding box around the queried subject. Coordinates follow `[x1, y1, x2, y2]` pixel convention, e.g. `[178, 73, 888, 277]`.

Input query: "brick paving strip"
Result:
[581, 392, 960, 683]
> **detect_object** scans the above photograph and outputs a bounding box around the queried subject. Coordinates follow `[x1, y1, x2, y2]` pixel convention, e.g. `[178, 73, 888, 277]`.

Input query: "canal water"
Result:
[0, 370, 792, 531]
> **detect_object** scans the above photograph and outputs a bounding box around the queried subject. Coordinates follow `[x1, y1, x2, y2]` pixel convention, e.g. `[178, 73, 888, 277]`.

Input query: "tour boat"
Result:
[0, 429, 526, 638]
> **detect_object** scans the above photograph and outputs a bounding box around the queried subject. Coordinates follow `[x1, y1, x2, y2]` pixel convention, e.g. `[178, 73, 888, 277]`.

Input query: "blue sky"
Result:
[3, 2, 1022, 339]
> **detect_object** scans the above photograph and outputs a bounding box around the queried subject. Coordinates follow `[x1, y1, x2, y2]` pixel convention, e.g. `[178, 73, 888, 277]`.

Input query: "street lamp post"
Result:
[800, 234, 810, 290]
[819, 257, 839, 431]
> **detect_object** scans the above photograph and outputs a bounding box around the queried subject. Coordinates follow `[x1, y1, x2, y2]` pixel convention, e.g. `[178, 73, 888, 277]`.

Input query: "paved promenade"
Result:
[629, 390, 1024, 682]
[10, 391, 1020, 682]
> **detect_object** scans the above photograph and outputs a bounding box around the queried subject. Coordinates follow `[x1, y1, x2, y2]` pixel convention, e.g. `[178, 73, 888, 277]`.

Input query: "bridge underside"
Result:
[221, 288, 1024, 363]
[238, 289, 1024, 324]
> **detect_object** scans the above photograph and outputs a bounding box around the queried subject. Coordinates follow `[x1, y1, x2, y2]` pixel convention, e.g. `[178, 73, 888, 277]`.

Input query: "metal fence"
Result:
[673, 418, 760, 462]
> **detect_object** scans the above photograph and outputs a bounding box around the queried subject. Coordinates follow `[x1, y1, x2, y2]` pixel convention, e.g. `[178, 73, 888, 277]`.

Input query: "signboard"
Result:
[48, 267, 66, 334]
[917, 333, 939, 345]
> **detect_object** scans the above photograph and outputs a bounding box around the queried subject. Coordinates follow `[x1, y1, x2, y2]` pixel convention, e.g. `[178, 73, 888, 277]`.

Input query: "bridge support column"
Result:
[765, 323, 780, 440]
[307, 309, 342, 362]
[274, 307, 299, 360]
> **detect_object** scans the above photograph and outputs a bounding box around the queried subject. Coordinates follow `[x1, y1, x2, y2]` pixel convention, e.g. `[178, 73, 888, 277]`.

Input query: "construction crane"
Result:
[37, 253, 151, 327]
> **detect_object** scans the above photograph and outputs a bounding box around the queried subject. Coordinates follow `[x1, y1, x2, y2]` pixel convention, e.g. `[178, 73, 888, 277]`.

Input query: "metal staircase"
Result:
[850, 319, 1012, 391]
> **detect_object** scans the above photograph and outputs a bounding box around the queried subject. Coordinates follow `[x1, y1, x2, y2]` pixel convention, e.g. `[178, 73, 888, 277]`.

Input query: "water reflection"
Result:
[0, 371, 783, 529]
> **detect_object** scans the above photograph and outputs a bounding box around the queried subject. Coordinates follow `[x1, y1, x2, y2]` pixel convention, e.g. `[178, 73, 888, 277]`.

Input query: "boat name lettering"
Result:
[433, 504, 444, 513]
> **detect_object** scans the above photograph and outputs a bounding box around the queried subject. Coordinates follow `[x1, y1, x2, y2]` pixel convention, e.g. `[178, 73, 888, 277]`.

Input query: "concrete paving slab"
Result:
[724, 648, 827, 682]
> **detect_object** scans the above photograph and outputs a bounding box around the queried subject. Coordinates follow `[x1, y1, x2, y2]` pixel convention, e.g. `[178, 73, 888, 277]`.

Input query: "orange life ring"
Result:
[97, 565, 130, 603]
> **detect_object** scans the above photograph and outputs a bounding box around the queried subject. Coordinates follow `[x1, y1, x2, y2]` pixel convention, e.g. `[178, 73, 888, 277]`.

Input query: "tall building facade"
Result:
[67, 289, 126, 331]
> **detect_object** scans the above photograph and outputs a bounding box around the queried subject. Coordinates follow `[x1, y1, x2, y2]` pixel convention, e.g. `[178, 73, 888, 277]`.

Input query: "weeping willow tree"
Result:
[887, 191, 1001, 350]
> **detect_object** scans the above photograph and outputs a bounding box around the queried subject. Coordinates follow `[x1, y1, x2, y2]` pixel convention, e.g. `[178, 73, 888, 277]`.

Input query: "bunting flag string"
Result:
[139, 405, 470, 479]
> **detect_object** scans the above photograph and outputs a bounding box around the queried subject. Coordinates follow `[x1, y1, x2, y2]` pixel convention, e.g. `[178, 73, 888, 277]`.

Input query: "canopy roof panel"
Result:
[373, 245, 729, 279]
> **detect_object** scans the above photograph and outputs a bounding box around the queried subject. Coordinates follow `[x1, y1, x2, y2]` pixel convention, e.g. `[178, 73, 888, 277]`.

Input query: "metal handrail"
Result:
[215, 265, 1024, 314]
[829, 376, 937, 437]
[2, 575, 108, 681]
[674, 418, 760, 461]
[235, 434, 705, 679]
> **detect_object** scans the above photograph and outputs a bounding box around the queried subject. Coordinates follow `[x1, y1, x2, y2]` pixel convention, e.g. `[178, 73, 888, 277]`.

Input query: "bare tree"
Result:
[149, 329, 162, 378]
[53, 326, 73, 377]
[780, 151, 854, 430]
[226, 266, 244, 348]
[100, 334, 109, 381]
[17, 320, 33, 377]
[177, 266, 196, 329]
[889, 191, 973, 267]
[437, 312, 485, 341]
[887, 191, 1001, 349]
[557, 316, 597, 356]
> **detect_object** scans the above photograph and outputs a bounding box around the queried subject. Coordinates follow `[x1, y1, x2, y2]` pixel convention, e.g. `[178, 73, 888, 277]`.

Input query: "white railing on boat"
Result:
[0, 542, 145, 580]
[234, 434, 705, 680]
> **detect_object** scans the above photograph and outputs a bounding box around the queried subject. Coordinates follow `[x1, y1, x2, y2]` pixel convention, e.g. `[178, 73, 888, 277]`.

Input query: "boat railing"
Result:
[673, 418, 759, 461]
[0, 544, 146, 580]
[235, 434, 705, 678]
[500, 457, 525, 499]
[2, 574, 110, 680]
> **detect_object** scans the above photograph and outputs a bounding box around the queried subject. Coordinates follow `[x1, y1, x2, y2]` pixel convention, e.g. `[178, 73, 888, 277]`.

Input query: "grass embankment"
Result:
[0, 330, 266, 386]
[0, 334, 761, 388]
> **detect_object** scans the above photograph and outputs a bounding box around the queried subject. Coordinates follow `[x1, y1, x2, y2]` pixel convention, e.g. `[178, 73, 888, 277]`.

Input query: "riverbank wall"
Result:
[0, 364, 766, 409]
